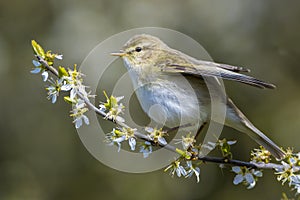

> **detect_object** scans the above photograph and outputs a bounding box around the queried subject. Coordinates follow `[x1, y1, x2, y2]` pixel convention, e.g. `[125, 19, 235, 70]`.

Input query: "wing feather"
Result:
[161, 63, 276, 89]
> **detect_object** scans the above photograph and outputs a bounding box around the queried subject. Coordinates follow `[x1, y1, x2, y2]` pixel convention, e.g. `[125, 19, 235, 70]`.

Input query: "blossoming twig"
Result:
[30, 40, 300, 195]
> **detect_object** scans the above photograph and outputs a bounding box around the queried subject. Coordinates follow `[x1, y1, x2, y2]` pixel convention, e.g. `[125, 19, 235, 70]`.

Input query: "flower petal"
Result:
[116, 116, 125, 123]
[233, 174, 244, 185]
[227, 140, 237, 145]
[70, 88, 76, 99]
[114, 135, 126, 143]
[116, 96, 124, 102]
[145, 127, 154, 133]
[51, 94, 57, 104]
[41, 71, 49, 82]
[232, 166, 242, 174]
[194, 167, 200, 183]
[247, 181, 256, 189]
[245, 173, 255, 185]
[129, 137, 136, 151]
[75, 117, 83, 129]
[61, 84, 72, 91]
[253, 170, 263, 177]
[116, 142, 121, 152]
[30, 68, 42, 74]
[158, 137, 167, 146]
[55, 54, 63, 60]
[82, 115, 89, 125]
[32, 60, 41, 67]
[179, 166, 187, 176]
[176, 167, 182, 177]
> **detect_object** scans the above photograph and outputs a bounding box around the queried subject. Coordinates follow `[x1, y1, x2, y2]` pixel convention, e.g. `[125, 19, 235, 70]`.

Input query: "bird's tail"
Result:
[225, 99, 285, 160]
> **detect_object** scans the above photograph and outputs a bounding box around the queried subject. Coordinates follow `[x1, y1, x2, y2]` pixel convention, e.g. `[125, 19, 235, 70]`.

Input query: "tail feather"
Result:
[243, 121, 285, 159]
[225, 99, 285, 160]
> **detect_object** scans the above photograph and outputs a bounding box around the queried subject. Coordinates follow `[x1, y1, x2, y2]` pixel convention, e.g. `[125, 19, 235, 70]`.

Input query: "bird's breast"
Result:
[133, 74, 210, 128]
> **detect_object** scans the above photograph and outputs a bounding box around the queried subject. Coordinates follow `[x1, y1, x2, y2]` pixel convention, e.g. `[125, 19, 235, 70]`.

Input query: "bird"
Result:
[111, 34, 285, 159]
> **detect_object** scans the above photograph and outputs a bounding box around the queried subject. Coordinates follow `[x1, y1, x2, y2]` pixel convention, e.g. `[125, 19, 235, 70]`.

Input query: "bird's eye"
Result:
[135, 46, 142, 52]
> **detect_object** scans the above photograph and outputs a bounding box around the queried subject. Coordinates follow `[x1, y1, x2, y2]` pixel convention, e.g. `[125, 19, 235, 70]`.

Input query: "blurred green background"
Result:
[1, 0, 300, 199]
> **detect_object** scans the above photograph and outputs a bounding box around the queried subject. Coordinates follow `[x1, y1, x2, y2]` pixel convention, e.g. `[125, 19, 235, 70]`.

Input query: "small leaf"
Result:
[58, 66, 69, 78]
[221, 143, 230, 153]
[175, 148, 191, 159]
[64, 96, 76, 104]
[31, 40, 45, 58]
[103, 91, 111, 109]
[110, 96, 118, 107]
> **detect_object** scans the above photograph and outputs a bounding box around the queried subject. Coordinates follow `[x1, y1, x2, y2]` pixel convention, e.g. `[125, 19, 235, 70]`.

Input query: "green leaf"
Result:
[110, 96, 118, 108]
[31, 40, 45, 58]
[64, 96, 76, 104]
[58, 66, 69, 78]
[175, 148, 191, 159]
[103, 91, 111, 109]
[114, 129, 124, 137]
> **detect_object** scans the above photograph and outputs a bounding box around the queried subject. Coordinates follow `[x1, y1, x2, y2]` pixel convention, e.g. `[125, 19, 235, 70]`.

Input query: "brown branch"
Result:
[198, 156, 285, 170]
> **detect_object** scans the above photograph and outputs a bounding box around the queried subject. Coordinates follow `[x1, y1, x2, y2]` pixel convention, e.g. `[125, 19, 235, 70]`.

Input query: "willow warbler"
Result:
[111, 34, 285, 159]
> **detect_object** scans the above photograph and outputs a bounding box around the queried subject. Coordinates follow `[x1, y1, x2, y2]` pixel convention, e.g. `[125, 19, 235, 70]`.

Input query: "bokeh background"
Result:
[1, 0, 300, 199]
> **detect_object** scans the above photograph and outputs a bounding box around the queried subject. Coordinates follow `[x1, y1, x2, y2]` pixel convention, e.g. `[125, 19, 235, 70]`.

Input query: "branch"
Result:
[37, 55, 59, 77]
[198, 156, 286, 170]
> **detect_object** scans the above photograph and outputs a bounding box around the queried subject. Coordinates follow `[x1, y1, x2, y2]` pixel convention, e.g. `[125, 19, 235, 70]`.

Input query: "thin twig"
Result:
[37, 55, 59, 77]
[198, 156, 285, 170]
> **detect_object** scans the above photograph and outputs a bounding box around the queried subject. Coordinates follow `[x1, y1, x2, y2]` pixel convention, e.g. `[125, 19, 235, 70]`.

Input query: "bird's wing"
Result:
[161, 62, 276, 89]
[195, 60, 251, 73]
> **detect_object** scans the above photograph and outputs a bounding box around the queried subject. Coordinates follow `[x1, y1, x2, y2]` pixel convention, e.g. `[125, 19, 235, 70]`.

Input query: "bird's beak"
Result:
[110, 50, 126, 57]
